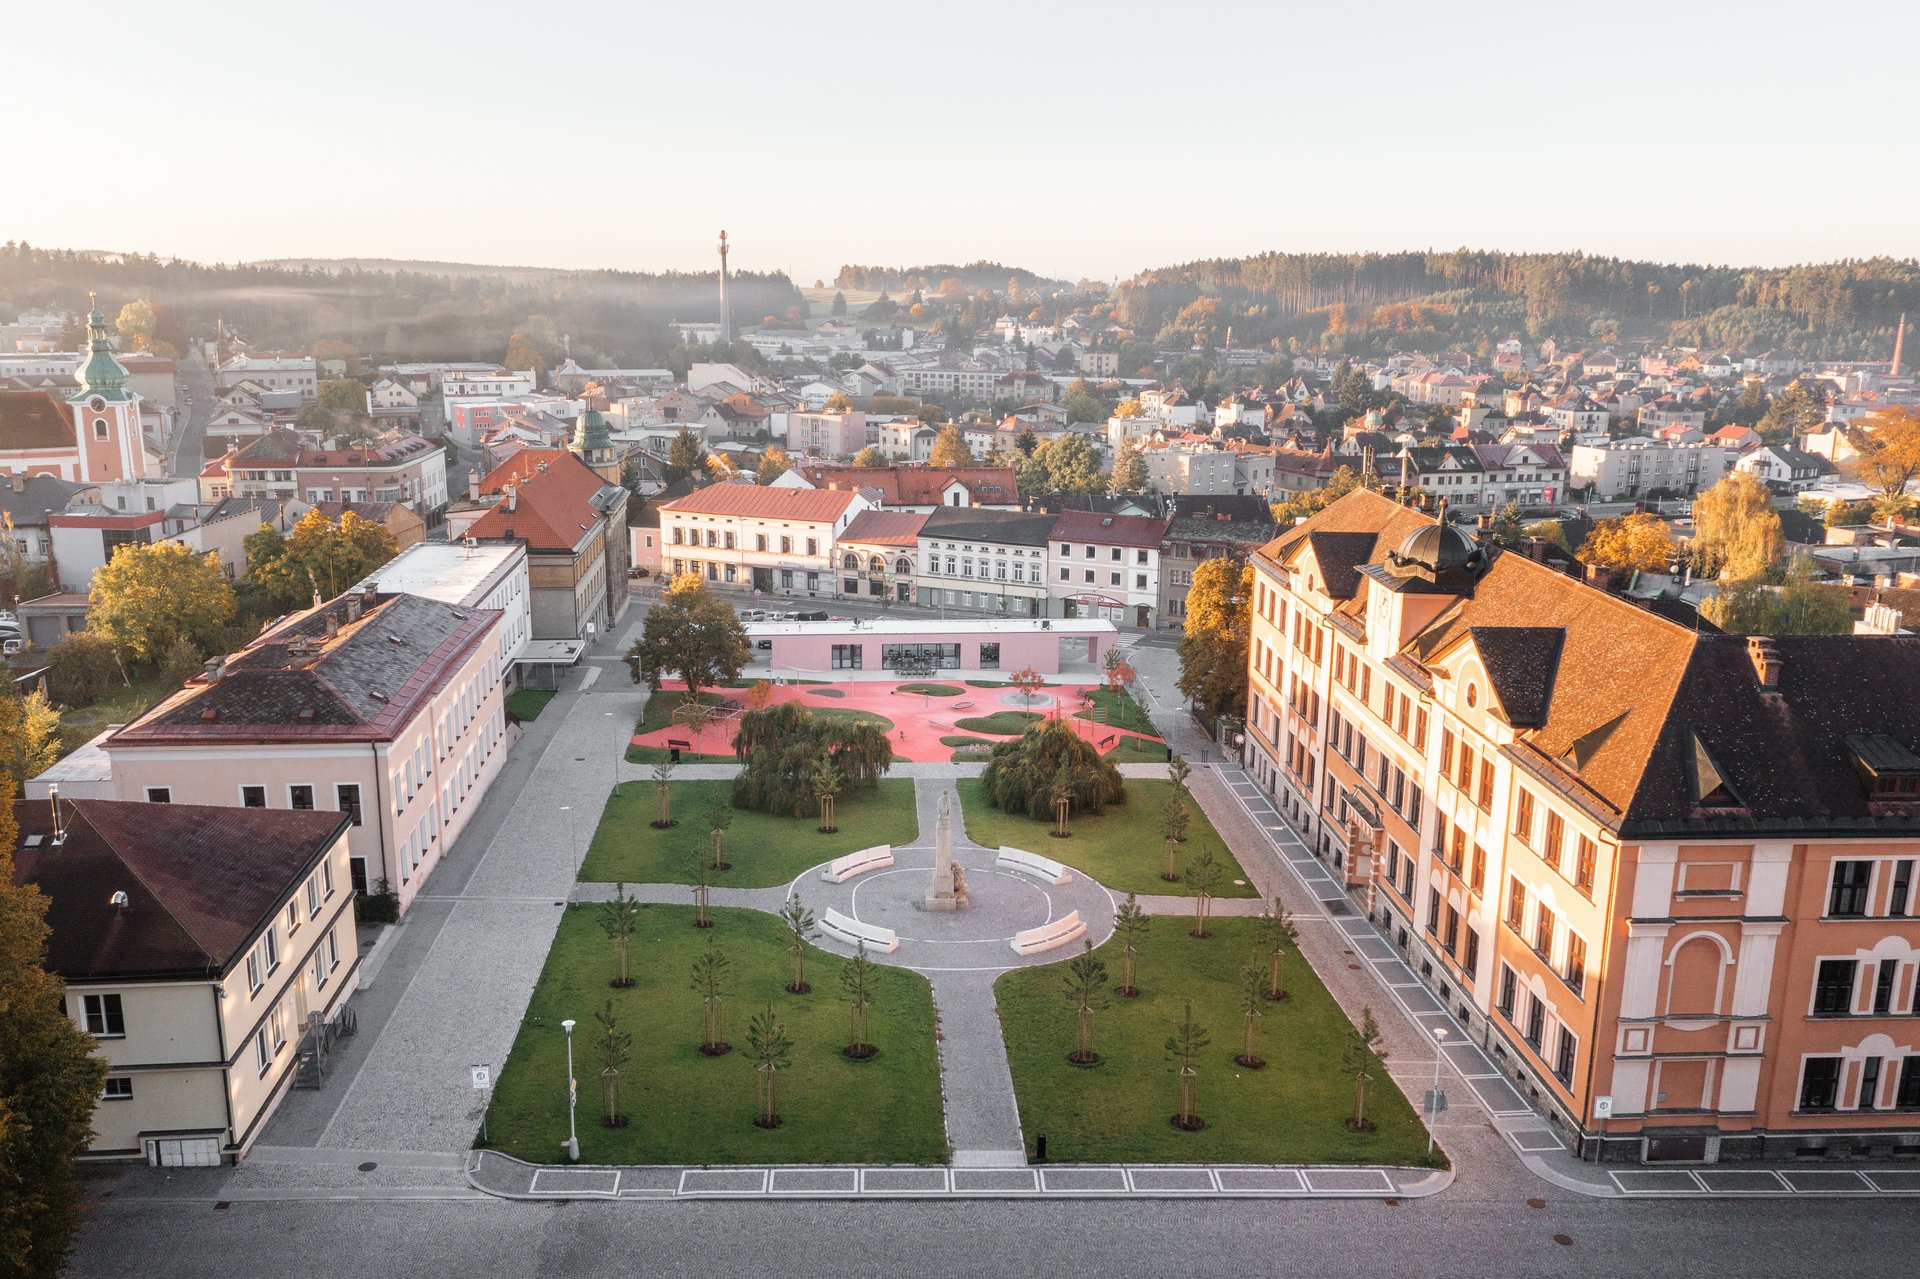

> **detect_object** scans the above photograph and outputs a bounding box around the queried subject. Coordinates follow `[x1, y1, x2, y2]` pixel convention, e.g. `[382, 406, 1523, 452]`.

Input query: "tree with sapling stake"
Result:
[598, 884, 641, 986]
[691, 948, 733, 1056]
[706, 793, 734, 871]
[1254, 899, 1296, 1000]
[651, 757, 678, 829]
[1060, 938, 1111, 1065]
[1161, 787, 1189, 882]
[593, 999, 632, 1128]
[687, 846, 715, 928]
[1165, 999, 1210, 1132]
[747, 1004, 795, 1129]
[1235, 956, 1267, 1069]
[1185, 848, 1224, 937]
[1112, 893, 1149, 997]
[840, 942, 879, 1060]
[1343, 1006, 1388, 1132]
[780, 894, 816, 993]
[813, 751, 841, 834]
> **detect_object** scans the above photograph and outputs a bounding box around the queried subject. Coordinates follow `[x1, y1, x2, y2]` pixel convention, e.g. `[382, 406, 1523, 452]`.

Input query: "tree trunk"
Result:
[712, 829, 727, 870]
[1121, 947, 1136, 995]
[1163, 838, 1179, 882]
[619, 938, 629, 985]
[1268, 949, 1283, 1000]
[1352, 1074, 1368, 1129]
[1178, 1068, 1192, 1125]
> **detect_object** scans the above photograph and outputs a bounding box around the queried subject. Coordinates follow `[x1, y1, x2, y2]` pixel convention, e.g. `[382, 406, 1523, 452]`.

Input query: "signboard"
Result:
[470, 1065, 492, 1091]
[1592, 1095, 1614, 1119]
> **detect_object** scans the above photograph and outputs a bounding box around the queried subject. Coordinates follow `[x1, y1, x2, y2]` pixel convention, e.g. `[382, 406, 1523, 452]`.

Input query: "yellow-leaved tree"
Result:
[1689, 471, 1782, 580]
[1575, 512, 1673, 574]
[927, 424, 973, 468]
[88, 541, 236, 665]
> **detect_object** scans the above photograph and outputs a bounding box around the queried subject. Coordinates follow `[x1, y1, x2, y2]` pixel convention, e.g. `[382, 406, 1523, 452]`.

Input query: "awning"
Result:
[515, 640, 587, 667]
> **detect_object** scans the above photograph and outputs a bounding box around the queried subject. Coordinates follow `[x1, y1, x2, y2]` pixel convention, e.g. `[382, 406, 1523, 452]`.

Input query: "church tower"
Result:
[69, 293, 147, 482]
[569, 403, 619, 483]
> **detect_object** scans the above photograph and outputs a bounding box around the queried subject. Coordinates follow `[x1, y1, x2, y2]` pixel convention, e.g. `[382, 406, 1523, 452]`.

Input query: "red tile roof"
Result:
[0, 390, 76, 451]
[802, 465, 1019, 507]
[660, 483, 862, 523]
[466, 449, 611, 552]
[838, 509, 929, 546]
[1047, 509, 1171, 548]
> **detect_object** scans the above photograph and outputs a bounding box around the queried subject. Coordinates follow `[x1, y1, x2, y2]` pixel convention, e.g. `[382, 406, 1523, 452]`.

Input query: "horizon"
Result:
[9, 0, 1914, 282]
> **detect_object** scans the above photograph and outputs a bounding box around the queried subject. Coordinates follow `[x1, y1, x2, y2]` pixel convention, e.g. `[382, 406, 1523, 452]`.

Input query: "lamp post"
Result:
[606, 712, 620, 796]
[1426, 1025, 1449, 1162]
[561, 1018, 580, 1162]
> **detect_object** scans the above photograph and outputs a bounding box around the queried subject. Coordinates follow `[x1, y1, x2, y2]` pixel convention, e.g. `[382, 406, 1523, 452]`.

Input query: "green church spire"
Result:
[73, 291, 132, 401]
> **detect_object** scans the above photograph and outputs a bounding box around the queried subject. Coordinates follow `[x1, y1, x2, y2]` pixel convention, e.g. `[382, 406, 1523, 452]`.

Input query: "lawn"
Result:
[939, 735, 998, 749]
[957, 777, 1257, 898]
[580, 778, 922, 887]
[484, 905, 946, 1165]
[626, 689, 740, 762]
[897, 683, 964, 697]
[953, 710, 1045, 735]
[506, 690, 554, 722]
[1103, 735, 1172, 765]
[53, 667, 183, 758]
[1071, 687, 1155, 735]
[995, 918, 1431, 1165]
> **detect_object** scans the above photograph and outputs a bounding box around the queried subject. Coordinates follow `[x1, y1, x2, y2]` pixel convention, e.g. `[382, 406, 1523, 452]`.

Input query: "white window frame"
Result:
[240, 784, 267, 808]
[288, 783, 316, 811]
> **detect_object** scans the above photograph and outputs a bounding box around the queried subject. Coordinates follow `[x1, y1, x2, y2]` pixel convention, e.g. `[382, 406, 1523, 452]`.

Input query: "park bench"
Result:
[820, 907, 900, 954]
[819, 845, 894, 883]
[1010, 911, 1085, 956]
[996, 846, 1072, 886]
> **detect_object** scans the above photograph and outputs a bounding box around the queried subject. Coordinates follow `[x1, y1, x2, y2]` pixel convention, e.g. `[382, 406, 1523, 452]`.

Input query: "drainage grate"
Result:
[358, 1162, 378, 1172]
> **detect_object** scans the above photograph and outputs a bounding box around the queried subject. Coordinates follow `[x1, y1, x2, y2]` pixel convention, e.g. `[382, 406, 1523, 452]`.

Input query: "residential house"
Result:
[1735, 444, 1826, 494]
[218, 355, 317, 401]
[1471, 443, 1568, 507]
[794, 464, 1020, 512]
[226, 429, 308, 500]
[295, 436, 449, 521]
[914, 507, 1057, 617]
[1568, 438, 1735, 500]
[836, 509, 928, 604]
[784, 409, 867, 458]
[1046, 509, 1169, 628]
[1160, 495, 1278, 625]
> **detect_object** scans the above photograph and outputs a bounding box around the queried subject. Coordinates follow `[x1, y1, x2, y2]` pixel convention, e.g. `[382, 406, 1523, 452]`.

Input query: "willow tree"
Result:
[593, 999, 632, 1128]
[980, 719, 1125, 821]
[691, 948, 732, 1056]
[1061, 939, 1111, 1065]
[1344, 1007, 1388, 1132]
[598, 884, 641, 986]
[780, 894, 816, 994]
[732, 702, 892, 818]
[1113, 893, 1149, 997]
[747, 1004, 795, 1129]
[840, 942, 879, 1060]
[1165, 999, 1210, 1132]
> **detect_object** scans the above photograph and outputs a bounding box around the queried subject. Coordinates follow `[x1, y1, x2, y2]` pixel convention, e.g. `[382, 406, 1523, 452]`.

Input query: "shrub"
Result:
[731, 701, 892, 818]
[47, 632, 121, 707]
[355, 878, 400, 924]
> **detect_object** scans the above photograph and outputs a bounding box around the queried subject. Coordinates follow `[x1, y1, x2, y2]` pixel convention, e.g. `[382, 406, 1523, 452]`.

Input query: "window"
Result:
[1463, 929, 1480, 978]
[1799, 1057, 1842, 1111]
[337, 784, 362, 827]
[102, 1077, 133, 1101]
[830, 644, 863, 670]
[1553, 1026, 1577, 1084]
[1892, 861, 1915, 917]
[326, 930, 340, 971]
[313, 947, 329, 989]
[322, 859, 334, 897]
[241, 785, 267, 808]
[1497, 964, 1517, 1018]
[1524, 994, 1545, 1049]
[1574, 836, 1596, 895]
[287, 901, 300, 934]
[1829, 861, 1872, 917]
[83, 993, 125, 1037]
[93, 418, 109, 440]
[1533, 902, 1555, 958]
[1899, 1059, 1920, 1110]
[246, 950, 262, 992]
[145, 787, 171, 803]
[1564, 933, 1587, 996]
[1543, 811, 1565, 872]
[1470, 844, 1486, 896]
[306, 877, 321, 918]
[1813, 959, 1857, 1015]
[1513, 788, 1534, 842]
[262, 926, 279, 973]
[1439, 729, 1455, 777]
[1426, 894, 1440, 934]
[1443, 904, 1460, 953]
[289, 785, 315, 811]
[1874, 961, 1897, 1014]
[255, 1027, 272, 1075]
[1505, 877, 1526, 929]
[1861, 1056, 1884, 1109]
[979, 642, 1000, 670]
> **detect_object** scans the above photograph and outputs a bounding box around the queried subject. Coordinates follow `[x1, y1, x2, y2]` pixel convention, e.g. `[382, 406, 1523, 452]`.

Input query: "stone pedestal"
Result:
[921, 790, 972, 912]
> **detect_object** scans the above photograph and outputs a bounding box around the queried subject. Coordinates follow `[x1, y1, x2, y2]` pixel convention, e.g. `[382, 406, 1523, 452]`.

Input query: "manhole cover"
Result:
[1553, 1235, 1573, 1247]
[357, 1162, 378, 1172]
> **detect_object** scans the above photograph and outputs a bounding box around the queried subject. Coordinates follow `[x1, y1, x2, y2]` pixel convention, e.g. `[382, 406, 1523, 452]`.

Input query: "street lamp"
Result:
[561, 1018, 580, 1162]
[1426, 1026, 1449, 1162]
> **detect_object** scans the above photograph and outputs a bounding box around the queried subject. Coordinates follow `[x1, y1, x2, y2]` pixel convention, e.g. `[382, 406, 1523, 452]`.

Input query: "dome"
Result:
[1386, 519, 1486, 589]
[571, 407, 610, 453]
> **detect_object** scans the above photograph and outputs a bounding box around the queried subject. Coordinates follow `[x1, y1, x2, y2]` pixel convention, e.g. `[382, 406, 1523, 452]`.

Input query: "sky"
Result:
[9, 0, 1914, 284]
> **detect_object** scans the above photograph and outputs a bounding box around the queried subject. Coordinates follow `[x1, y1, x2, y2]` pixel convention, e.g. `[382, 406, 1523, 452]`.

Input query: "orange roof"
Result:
[802, 464, 1018, 506]
[659, 484, 861, 523]
[465, 449, 610, 552]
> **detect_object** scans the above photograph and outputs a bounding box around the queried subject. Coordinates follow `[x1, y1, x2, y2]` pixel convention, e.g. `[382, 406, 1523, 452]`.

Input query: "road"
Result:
[166, 343, 216, 477]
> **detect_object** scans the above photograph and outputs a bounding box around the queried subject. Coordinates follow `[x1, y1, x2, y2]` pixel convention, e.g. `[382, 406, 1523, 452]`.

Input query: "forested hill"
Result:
[0, 243, 803, 368]
[834, 261, 1069, 295]
[1112, 251, 1920, 360]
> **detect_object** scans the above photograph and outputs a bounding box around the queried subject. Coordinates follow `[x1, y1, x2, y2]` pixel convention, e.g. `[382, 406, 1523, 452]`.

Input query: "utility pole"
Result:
[718, 230, 732, 348]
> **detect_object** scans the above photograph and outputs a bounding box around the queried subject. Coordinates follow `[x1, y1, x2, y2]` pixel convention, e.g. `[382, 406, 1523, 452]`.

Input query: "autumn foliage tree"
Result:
[1176, 557, 1253, 721]
[1575, 512, 1673, 575]
[245, 508, 401, 611]
[1855, 407, 1920, 512]
[1689, 471, 1782, 580]
[927, 424, 972, 468]
[88, 541, 236, 665]
[627, 571, 750, 714]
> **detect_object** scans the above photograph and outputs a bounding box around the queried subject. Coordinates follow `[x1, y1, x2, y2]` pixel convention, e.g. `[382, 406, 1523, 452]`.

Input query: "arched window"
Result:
[869, 555, 885, 573]
[895, 557, 913, 576]
[842, 553, 859, 570]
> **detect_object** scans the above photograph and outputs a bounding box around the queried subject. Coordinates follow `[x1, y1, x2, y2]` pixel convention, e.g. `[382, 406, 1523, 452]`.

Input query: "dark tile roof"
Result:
[1048, 509, 1171, 548]
[1170, 495, 1272, 523]
[0, 473, 85, 524]
[1304, 531, 1382, 600]
[12, 799, 347, 981]
[1468, 626, 1564, 728]
[921, 506, 1057, 546]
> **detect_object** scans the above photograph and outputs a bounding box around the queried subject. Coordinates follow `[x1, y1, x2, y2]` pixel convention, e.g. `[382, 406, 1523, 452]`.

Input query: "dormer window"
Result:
[1846, 733, 1920, 799]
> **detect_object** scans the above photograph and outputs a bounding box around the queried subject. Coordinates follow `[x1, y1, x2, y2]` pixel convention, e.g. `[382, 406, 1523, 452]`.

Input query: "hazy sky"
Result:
[11, 0, 1913, 282]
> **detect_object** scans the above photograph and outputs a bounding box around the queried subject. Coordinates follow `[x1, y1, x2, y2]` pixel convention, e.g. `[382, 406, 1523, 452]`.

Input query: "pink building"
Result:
[104, 586, 511, 915]
[746, 617, 1117, 676]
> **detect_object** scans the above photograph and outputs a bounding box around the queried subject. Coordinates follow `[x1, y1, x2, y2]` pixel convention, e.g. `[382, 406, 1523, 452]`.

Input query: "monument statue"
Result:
[922, 789, 972, 912]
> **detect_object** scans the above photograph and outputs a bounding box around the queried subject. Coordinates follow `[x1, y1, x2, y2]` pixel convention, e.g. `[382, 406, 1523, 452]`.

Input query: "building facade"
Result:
[913, 507, 1056, 617]
[1569, 439, 1734, 500]
[657, 483, 869, 598]
[1045, 509, 1168, 629]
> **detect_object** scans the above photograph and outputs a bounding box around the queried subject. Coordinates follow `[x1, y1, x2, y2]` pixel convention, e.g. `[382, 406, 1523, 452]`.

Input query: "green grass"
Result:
[810, 707, 893, 731]
[580, 778, 921, 887]
[53, 667, 183, 758]
[957, 777, 1256, 898]
[939, 735, 998, 749]
[951, 751, 993, 763]
[505, 690, 554, 722]
[625, 745, 737, 764]
[897, 683, 964, 697]
[1070, 687, 1155, 734]
[1102, 736, 1172, 764]
[953, 710, 1045, 734]
[485, 905, 946, 1164]
[994, 919, 1431, 1165]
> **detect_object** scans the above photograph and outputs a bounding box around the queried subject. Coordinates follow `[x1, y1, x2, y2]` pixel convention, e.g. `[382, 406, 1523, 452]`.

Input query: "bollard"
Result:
[670, 746, 682, 764]
[1035, 1132, 1048, 1162]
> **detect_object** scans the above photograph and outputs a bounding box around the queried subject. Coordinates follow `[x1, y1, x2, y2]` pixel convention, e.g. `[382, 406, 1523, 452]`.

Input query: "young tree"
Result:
[1185, 848, 1224, 937]
[1060, 938, 1111, 1065]
[744, 679, 775, 713]
[1176, 558, 1254, 720]
[927, 424, 972, 468]
[593, 998, 633, 1128]
[1109, 441, 1148, 495]
[663, 427, 705, 484]
[1775, 549, 1852, 635]
[756, 443, 792, 485]
[1236, 957, 1267, 1069]
[1343, 1006, 1388, 1132]
[0, 791, 107, 1274]
[1689, 471, 1781, 580]
[1165, 999, 1211, 1131]
[840, 941, 879, 1060]
[780, 894, 816, 994]
[0, 691, 62, 798]
[1112, 893, 1150, 996]
[1160, 789, 1189, 882]
[652, 757, 678, 829]
[158, 634, 204, 689]
[627, 570, 750, 724]
[1254, 900, 1297, 1001]
[1575, 512, 1673, 575]
[1009, 665, 1046, 707]
[691, 947, 733, 1055]
[598, 884, 641, 987]
[1101, 655, 1138, 726]
[688, 843, 714, 928]
[707, 793, 734, 871]
[88, 541, 237, 665]
[812, 751, 841, 833]
[747, 1003, 795, 1128]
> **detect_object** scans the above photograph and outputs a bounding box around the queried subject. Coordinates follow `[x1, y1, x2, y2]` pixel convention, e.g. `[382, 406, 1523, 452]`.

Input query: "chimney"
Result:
[9, 472, 23, 494]
[346, 594, 362, 622]
[467, 474, 480, 501]
[49, 785, 64, 844]
[1748, 636, 1782, 690]
[110, 890, 130, 915]
[203, 656, 225, 683]
[324, 613, 340, 639]
[1525, 536, 1547, 562]
[360, 584, 378, 612]
[505, 481, 518, 512]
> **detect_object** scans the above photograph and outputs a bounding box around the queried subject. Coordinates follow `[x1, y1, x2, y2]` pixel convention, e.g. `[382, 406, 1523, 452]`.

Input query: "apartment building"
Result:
[836, 509, 926, 604]
[784, 408, 867, 457]
[218, 355, 317, 401]
[1244, 489, 1920, 1163]
[1569, 438, 1735, 500]
[103, 588, 510, 915]
[356, 540, 532, 686]
[658, 482, 869, 597]
[295, 436, 449, 518]
[1046, 509, 1168, 629]
[1160, 495, 1277, 624]
[13, 798, 358, 1164]
[914, 507, 1057, 617]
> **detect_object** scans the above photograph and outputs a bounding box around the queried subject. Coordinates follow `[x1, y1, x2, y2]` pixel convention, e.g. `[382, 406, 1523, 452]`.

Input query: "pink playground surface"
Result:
[632, 678, 1165, 763]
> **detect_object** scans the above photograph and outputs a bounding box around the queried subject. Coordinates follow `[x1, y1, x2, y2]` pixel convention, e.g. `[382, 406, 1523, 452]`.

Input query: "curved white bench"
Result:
[952, 699, 975, 710]
[997, 846, 1071, 886]
[821, 907, 900, 953]
[820, 845, 893, 883]
[1011, 911, 1085, 955]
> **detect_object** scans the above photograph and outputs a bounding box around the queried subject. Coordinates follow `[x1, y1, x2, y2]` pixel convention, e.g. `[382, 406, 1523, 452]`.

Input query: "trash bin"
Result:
[1035, 1132, 1048, 1162]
